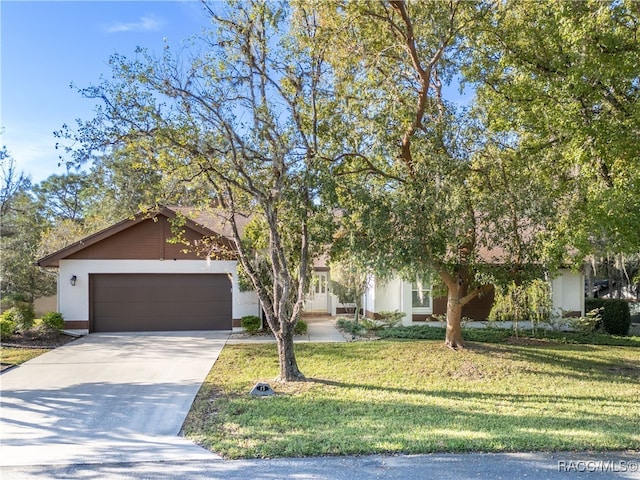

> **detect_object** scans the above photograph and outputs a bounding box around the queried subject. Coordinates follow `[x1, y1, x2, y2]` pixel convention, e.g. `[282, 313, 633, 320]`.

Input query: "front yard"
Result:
[183, 339, 640, 459]
[0, 346, 51, 370]
[0, 329, 76, 371]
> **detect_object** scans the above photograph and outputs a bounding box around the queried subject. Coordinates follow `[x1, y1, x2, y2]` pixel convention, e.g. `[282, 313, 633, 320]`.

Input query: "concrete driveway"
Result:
[0, 331, 229, 466]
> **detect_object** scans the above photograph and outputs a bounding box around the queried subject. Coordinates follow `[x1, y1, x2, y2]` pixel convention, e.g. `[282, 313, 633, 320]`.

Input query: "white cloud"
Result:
[105, 15, 164, 33]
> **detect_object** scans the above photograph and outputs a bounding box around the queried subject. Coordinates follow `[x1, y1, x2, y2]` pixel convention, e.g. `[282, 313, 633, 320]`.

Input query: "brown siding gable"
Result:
[37, 206, 234, 267]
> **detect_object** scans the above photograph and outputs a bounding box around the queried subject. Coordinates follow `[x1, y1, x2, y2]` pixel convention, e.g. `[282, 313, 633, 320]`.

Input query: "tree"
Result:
[33, 172, 90, 222]
[469, 0, 640, 276]
[322, 0, 550, 348]
[32, 171, 109, 259]
[0, 149, 56, 304]
[57, 0, 336, 381]
[82, 145, 194, 226]
[0, 146, 30, 220]
[329, 255, 368, 322]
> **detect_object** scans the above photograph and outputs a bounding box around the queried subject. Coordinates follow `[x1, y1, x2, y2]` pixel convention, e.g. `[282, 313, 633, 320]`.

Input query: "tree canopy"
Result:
[469, 0, 640, 260]
[317, 0, 561, 348]
[0, 149, 56, 303]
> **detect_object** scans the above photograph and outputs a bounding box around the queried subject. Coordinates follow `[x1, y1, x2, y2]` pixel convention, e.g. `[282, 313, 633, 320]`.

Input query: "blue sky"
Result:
[1, 0, 211, 183]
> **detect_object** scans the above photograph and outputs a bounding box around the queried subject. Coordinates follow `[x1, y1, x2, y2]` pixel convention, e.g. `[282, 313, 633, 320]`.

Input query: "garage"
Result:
[37, 207, 258, 332]
[90, 273, 232, 332]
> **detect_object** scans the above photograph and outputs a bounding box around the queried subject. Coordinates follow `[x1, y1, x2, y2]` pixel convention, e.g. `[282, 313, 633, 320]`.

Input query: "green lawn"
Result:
[0, 347, 50, 367]
[183, 340, 640, 459]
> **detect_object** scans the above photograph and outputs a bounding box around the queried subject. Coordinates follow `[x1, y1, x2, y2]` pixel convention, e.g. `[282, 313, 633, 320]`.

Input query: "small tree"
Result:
[330, 258, 368, 322]
[489, 280, 552, 336]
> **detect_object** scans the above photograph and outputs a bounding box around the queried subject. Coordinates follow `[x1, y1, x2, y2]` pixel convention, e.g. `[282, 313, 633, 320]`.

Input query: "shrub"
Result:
[378, 325, 513, 343]
[585, 298, 631, 336]
[568, 308, 603, 333]
[294, 320, 308, 335]
[377, 324, 640, 346]
[1, 305, 35, 333]
[463, 327, 513, 343]
[379, 325, 446, 340]
[16, 303, 36, 332]
[41, 311, 65, 332]
[1, 311, 17, 338]
[336, 318, 367, 336]
[360, 317, 385, 332]
[377, 310, 405, 328]
[241, 315, 262, 334]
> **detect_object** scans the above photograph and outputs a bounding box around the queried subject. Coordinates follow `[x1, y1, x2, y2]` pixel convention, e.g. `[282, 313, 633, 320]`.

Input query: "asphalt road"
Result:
[1, 452, 639, 480]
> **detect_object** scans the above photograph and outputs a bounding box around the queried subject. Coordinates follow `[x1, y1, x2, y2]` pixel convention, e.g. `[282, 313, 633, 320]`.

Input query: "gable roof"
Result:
[37, 206, 233, 268]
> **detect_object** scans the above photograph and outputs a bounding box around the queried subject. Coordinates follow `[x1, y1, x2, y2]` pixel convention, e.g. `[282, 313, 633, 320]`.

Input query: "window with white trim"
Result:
[411, 277, 432, 312]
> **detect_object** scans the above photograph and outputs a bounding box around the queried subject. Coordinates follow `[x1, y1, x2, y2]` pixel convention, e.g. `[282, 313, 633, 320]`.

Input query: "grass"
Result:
[0, 346, 50, 367]
[183, 339, 640, 459]
[1, 326, 75, 368]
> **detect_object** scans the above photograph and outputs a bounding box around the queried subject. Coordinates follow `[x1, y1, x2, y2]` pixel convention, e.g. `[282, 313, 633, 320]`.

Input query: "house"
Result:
[38, 206, 584, 333]
[359, 238, 585, 324]
[37, 207, 260, 332]
[362, 269, 584, 326]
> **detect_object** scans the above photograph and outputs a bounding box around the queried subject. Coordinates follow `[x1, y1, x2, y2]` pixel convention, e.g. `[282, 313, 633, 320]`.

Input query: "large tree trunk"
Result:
[440, 267, 492, 350]
[274, 328, 305, 382]
[445, 281, 465, 349]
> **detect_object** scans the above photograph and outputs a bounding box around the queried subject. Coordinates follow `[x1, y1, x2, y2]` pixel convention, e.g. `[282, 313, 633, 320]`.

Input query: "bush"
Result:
[379, 325, 446, 340]
[568, 308, 603, 333]
[16, 303, 36, 332]
[378, 325, 513, 342]
[294, 320, 308, 335]
[1, 311, 17, 338]
[1, 305, 35, 333]
[41, 311, 65, 332]
[360, 317, 384, 332]
[336, 318, 367, 336]
[241, 315, 262, 334]
[377, 310, 405, 328]
[585, 298, 631, 335]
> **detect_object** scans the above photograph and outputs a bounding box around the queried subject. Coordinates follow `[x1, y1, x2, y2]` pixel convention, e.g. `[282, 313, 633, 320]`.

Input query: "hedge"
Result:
[584, 298, 631, 336]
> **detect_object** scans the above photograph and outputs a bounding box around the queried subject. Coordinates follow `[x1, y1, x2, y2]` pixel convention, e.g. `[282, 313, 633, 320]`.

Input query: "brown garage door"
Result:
[90, 274, 232, 332]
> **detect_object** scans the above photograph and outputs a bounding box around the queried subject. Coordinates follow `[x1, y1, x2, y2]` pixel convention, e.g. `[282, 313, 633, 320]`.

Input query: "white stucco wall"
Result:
[366, 277, 414, 324]
[373, 277, 404, 312]
[58, 259, 259, 323]
[365, 269, 584, 324]
[551, 268, 585, 317]
[235, 290, 261, 319]
[367, 277, 430, 325]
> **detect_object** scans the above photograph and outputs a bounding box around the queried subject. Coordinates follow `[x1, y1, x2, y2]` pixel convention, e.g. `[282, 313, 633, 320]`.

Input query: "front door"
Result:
[306, 271, 329, 312]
